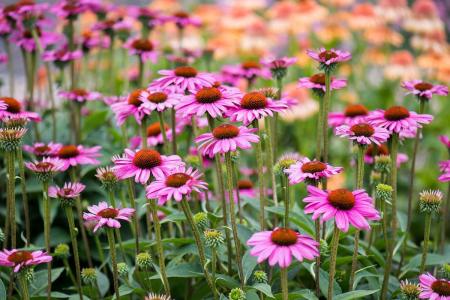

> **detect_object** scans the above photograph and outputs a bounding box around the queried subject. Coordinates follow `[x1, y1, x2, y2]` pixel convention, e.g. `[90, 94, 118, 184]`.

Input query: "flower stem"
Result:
[440, 183, 450, 254]
[42, 180, 51, 300]
[314, 219, 321, 297]
[265, 117, 278, 210]
[64, 206, 84, 300]
[18, 272, 30, 300]
[225, 153, 245, 286]
[126, 179, 140, 254]
[17, 149, 30, 247]
[6, 151, 16, 248]
[280, 267, 289, 300]
[191, 118, 211, 210]
[328, 224, 340, 300]
[282, 174, 290, 228]
[141, 117, 148, 149]
[108, 190, 126, 261]
[170, 108, 177, 154]
[158, 111, 169, 153]
[322, 71, 331, 164]
[315, 95, 324, 160]
[420, 213, 432, 273]
[107, 229, 120, 300]
[252, 120, 266, 230]
[149, 199, 171, 294]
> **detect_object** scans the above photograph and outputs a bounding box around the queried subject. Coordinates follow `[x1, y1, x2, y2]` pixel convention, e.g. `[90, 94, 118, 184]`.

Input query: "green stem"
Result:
[420, 213, 432, 273]
[322, 71, 331, 163]
[170, 108, 177, 154]
[316, 95, 324, 160]
[328, 224, 340, 300]
[283, 174, 290, 228]
[18, 272, 30, 300]
[16, 148, 30, 246]
[265, 118, 278, 211]
[440, 183, 450, 254]
[280, 267, 288, 300]
[108, 190, 126, 262]
[211, 248, 217, 290]
[6, 151, 16, 248]
[191, 118, 211, 210]
[126, 179, 140, 254]
[138, 56, 144, 88]
[62, 258, 77, 287]
[314, 219, 321, 297]
[141, 117, 148, 149]
[65, 206, 84, 300]
[158, 111, 169, 153]
[252, 120, 266, 230]
[42, 181, 51, 300]
[107, 229, 120, 300]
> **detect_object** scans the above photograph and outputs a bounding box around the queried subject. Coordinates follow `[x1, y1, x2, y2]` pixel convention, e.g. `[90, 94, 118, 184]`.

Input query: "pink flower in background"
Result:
[83, 202, 135, 232]
[0, 52, 7, 64]
[52, 0, 88, 19]
[42, 46, 82, 64]
[418, 273, 450, 300]
[285, 157, 343, 185]
[48, 182, 86, 199]
[439, 160, 450, 173]
[364, 144, 408, 166]
[56, 144, 102, 171]
[307, 48, 351, 66]
[139, 86, 181, 112]
[25, 157, 64, 173]
[247, 228, 319, 268]
[151, 66, 215, 91]
[438, 171, 450, 182]
[236, 179, 257, 198]
[10, 28, 60, 52]
[402, 80, 448, 100]
[221, 62, 271, 82]
[0, 249, 52, 272]
[195, 124, 260, 158]
[112, 149, 184, 184]
[439, 135, 450, 148]
[165, 11, 201, 28]
[298, 73, 347, 93]
[23, 142, 61, 157]
[303, 186, 380, 232]
[261, 56, 297, 70]
[328, 104, 370, 127]
[335, 123, 390, 145]
[111, 89, 152, 125]
[124, 37, 158, 63]
[0, 97, 41, 122]
[367, 106, 433, 135]
[146, 166, 207, 204]
[59, 89, 101, 103]
[129, 121, 179, 148]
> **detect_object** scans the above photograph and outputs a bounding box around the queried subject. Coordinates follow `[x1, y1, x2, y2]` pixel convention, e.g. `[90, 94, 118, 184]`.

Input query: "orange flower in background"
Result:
[280, 83, 318, 122]
[375, 0, 410, 23]
[403, 0, 444, 34]
[363, 25, 403, 47]
[347, 3, 380, 30]
[384, 50, 419, 80]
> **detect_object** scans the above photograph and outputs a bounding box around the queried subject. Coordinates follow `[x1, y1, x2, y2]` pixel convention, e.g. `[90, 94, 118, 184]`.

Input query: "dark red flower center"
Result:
[97, 208, 119, 218]
[36, 162, 53, 169]
[147, 92, 167, 103]
[7, 251, 33, 264]
[195, 87, 222, 104]
[131, 39, 154, 52]
[431, 280, 450, 296]
[309, 73, 326, 85]
[71, 88, 88, 97]
[132, 149, 162, 169]
[270, 228, 298, 246]
[241, 61, 261, 70]
[166, 172, 192, 187]
[414, 82, 433, 91]
[58, 145, 80, 159]
[146, 122, 169, 137]
[1, 97, 22, 113]
[384, 106, 410, 121]
[174, 11, 189, 18]
[62, 188, 74, 195]
[241, 92, 267, 109]
[344, 104, 369, 117]
[328, 189, 355, 210]
[319, 50, 338, 61]
[238, 179, 253, 189]
[128, 89, 144, 106]
[212, 124, 240, 139]
[174, 66, 198, 78]
[301, 161, 327, 173]
[34, 145, 51, 155]
[350, 123, 375, 137]
[365, 144, 389, 157]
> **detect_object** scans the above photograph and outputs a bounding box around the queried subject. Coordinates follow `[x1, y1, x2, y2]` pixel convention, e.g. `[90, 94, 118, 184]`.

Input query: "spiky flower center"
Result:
[147, 92, 167, 103]
[195, 87, 222, 104]
[58, 145, 80, 159]
[62, 188, 74, 196]
[71, 88, 88, 97]
[212, 124, 240, 139]
[366, 144, 389, 157]
[350, 123, 375, 137]
[431, 280, 450, 296]
[328, 189, 355, 210]
[319, 50, 338, 61]
[270, 228, 298, 246]
[174, 66, 198, 78]
[36, 162, 54, 170]
[414, 82, 433, 91]
[35, 145, 51, 155]
[7, 250, 33, 264]
[301, 161, 326, 173]
[174, 11, 189, 18]
[344, 104, 369, 117]
[147, 122, 168, 137]
[384, 106, 410, 121]
[132, 149, 162, 169]
[166, 173, 192, 188]
[241, 61, 261, 70]
[237, 179, 253, 189]
[128, 89, 144, 106]
[1, 97, 22, 113]
[241, 92, 267, 109]
[97, 208, 119, 218]
[131, 39, 154, 51]
[310, 73, 326, 85]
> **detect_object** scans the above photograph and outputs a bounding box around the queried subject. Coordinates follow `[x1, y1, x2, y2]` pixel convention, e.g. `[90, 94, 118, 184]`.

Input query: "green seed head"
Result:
[375, 184, 393, 203]
[274, 152, 301, 175]
[400, 279, 420, 300]
[193, 212, 209, 229]
[374, 155, 391, 174]
[419, 190, 443, 214]
[185, 154, 200, 167]
[204, 229, 224, 248]
[54, 243, 70, 258]
[117, 262, 129, 277]
[440, 263, 450, 280]
[136, 252, 152, 269]
[252, 270, 268, 284]
[81, 268, 97, 284]
[228, 288, 246, 300]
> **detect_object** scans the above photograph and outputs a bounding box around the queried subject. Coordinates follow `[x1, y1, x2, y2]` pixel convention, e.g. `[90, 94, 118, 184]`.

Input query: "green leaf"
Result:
[83, 110, 108, 132]
[251, 283, 274, 298]
[403, 253, 450, 271]
[97, 271, 110, 297]
[286, 289, 319, 300]
[304, 263, 341, 297]
[30, 268, 64, 295]
[0, 279, 5, 300]
[215, 274, 240, 289]
[334, 289, 379, 300]
[152, 263, 204, 278]
[160, 212, 186, 224]
[242, 250, 258, 284]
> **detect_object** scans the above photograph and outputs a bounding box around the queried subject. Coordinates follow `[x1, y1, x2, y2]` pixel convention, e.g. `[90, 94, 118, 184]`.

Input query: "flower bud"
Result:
[117, 262, 129, 278]
[400, 279, 420, 300]
[204, 229, 224, 248]
[193, 212, 209, 229]
[374, 155, 391, 174]
[252, 270, 268, 284]
[136, 252, 152, 269]
[228, 288, 246, 300]
[54, 243, 70, 258]
[419, 190, 443, 214]
[375, 184, 393, 203]
[81, 268, 97, 284]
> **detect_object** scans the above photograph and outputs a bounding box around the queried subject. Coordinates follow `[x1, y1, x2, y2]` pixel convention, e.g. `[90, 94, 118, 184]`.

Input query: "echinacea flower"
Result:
[23, 142, 60, 157]
[439, 160, 450, 173]
[124, 37, 158, 63]
[195, 124, 260, 158]
[95, 166, 119, 189]
[139, 86, 182, 112]
[146, 166, 207, 204]
[129, 122, 176, 149]
[0, 249, 52, 272]
[335, 123, 390, 145]
[284, 157, 343, 185]
[236, 179, 257, 198]
[10, 28, 60, 53]
[111, 89, 153, 126]
[112, 148, 184, 184]
[0, 127, 28, 151]
[307, 48, 351, 71]
[59, 89, 101, 103]
[298, 73, 347, 97]
[52, 0, 88, 19]
[402, 80, 448, 101]
[400, 279, 421, 300]
[439, 135, 450, 149]
[25, 157, 65, 181]
[328, 104, 370, 127]
[42, 45, 82, 68]
[367, 106, 433, 135]
[48, 182, 86, 200]
[145, 293, 171, 300]
[0, 97, 41, 122]
[167, 11, 201, 28]
[247, 228, 319, 268]
[418, 273, 450, 300]
[151, 66, 215, 91]
[261, 56, 297, 71]
[228, 92, 288, 125]
[364, 144, 408, 166]
[303, 185, 380, 232]
[221, 62, 271, 83]
[83, 201, 135, 232]
[56, 144, 102, 171]
[176, 85, 242, 118]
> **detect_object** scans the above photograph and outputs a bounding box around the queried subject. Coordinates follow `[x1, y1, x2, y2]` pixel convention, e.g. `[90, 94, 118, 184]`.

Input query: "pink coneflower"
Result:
[124, 37, 158, 63]
[328, 104, 370, 127]
[25, 156, 64, 181]
[418, 273, 450, 299]
[261, 56, 297, 71]
[247, 228, 319, 267]
[23, 142, 60, 157]
[335, 123, 390, 145]
[52, 0, 88, 19]
[222, 62, 271, 83]
[284, 157, 343, 185]
[298, 73, 347, 96]
[0, 97, 41, 122]
[402, 80, 448, 100]
[129, 6, 161, 28]
[364, 144, 408, 166]
[439, 160, 450, 173]
[10, 28, 59, 53]
[307, 48, 351, 70]
[139, 87, 181, 112]
[81, 30, 110, 53]
[228, 92, 288, 125]
[112, 148, 184, 184]
[48, 182, 86, 199]
[0, 52, 7, 64]
[303, 185, 380, 232]
[167, 11, 201, 28]
[236, 179, 257, 198]
[59, 89, 101, 103]
[0, 249, 52, 272]
[129, 122, 177, 149]
[42, 45, 82, 67]
[367, 106, 433, 135]
[176, 85, 242, 118]
[111, 89, 152, 126]
[151, 66, 215, 91]
[56, 144, 101, 171]
[83, 201, 135, 232]
[438, 171, 450, 182]
[146, 166, 207, 204]
[195, 124, 260, 158]
[439, 135, 450, 149]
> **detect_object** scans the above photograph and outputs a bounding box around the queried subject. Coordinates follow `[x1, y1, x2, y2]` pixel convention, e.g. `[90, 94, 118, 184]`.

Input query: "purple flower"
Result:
[0, 249, 52, 273]
[261, 56, 297, 70]
[48, 182, 86, 199]
[164, 11, 201, 28]
[439, 135, 450, 149]
[298, 73, 347, 95]
[418, 273, 450, 299]
[284, 157, 343, 185]
[59, 89, 101, 103]
[328, 104, 370, 127]
[402, 80, 448, 100]
[307, 48, 351, 67]
[336, 123, 390, 145]
[124, 37, 158, 63]
[151, 66, 215, 92]
[83, 201, 135, 232]
[23, 142, 61, 157]
[139, 86, 182, 112]
[42, 45, 82, 66]
[0, 97, 41, 122]
[111, 89, 153, 126]
[56, 144, 102, 171]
